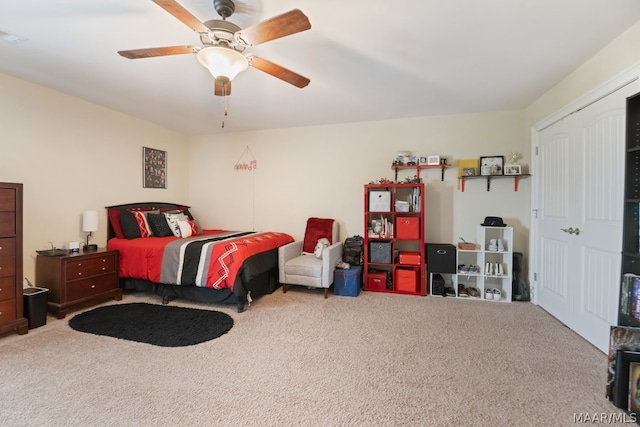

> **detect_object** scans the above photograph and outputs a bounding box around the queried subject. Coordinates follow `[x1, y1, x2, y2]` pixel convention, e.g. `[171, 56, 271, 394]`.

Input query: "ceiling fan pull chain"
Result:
[220, 86, 228, 128]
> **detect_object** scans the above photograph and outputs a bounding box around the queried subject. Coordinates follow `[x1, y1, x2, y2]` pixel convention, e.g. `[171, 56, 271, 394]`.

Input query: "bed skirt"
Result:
[119, 265, 280, 313]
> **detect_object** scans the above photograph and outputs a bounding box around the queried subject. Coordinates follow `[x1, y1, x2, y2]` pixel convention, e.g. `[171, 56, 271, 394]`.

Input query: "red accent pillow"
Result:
[302, 218, 334, 253]
[187, 219, 199, 236]
[131, 211, 151, 238]
[108, 209, 125, 239]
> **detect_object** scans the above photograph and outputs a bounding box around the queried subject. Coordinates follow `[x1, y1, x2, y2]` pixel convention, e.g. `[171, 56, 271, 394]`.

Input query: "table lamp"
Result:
[82, 210, 99, 251]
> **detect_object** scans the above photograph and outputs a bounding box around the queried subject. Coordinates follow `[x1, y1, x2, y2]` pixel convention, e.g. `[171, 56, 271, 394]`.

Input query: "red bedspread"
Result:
[107, 230, 293, 290]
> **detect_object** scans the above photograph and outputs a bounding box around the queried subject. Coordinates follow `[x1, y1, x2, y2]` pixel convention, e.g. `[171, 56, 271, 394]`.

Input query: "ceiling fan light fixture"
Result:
[197, 46, 248, 83]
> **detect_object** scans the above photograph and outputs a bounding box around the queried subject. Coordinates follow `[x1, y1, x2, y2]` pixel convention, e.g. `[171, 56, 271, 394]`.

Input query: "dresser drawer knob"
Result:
[78, 272, 82, 276]
[90, 284, 96, 289]
[0, 246, 3, 250]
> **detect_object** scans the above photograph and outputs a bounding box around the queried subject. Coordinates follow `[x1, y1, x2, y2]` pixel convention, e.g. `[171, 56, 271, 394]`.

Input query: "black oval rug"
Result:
[68, 303, 234, 347]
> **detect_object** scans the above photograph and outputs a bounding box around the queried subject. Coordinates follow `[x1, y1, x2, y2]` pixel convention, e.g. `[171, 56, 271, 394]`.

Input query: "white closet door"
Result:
[536, 117, 574, 328]
[572, 90, 629, 351]
[535, 83, 635, 352]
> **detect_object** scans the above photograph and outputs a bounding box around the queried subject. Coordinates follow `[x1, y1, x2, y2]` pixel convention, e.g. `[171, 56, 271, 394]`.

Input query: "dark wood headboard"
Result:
[105, 202, 191, 240]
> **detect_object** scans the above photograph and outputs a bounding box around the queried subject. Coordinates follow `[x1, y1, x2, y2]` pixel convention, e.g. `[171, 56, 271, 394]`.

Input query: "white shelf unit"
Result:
[452, 226, 513, 302]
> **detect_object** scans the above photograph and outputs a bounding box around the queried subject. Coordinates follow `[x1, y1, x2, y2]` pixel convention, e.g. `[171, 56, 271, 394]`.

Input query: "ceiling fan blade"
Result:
[118, 45, 198, 59]
[248, 55, 310, 88]
[235, 9, 311, 47]
[152, 0, 210, 33]
[214, 79, 232, 96]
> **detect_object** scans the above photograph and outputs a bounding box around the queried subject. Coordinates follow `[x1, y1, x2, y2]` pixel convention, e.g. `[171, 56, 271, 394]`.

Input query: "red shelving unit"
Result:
[363, 183, 425, 295]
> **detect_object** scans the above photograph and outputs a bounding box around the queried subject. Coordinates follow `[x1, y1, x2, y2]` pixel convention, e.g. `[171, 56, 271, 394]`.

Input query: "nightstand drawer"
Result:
[0, 237, 15, 255]
[0, 212, 15, 236]
[66, 255, 116, 278]
[0, 276, 16, 301]
[0, 256, 16, 278]
[66, 274, 117, 301]
[0, 298, 17, 322]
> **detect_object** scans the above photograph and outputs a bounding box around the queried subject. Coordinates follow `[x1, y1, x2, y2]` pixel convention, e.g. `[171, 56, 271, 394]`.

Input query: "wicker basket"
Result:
[458, 242, 477, 250]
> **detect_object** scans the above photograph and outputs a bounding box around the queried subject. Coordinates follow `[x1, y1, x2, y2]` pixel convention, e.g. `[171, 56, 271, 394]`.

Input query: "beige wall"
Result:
[526, 19, 640, 129]
[188, 110, 530, 253]
[0, 73, 190, 283]
[4, 17, 640, 286]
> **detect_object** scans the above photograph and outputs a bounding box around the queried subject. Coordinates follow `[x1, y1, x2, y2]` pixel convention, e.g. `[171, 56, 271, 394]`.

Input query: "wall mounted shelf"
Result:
[458, 174, 530, 192]
[392, 164, 452, 182]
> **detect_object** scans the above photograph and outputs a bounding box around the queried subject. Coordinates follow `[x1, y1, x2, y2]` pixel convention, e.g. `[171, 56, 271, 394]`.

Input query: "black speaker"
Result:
[512, 252, 530, 301]
[431, 273, 445, 296]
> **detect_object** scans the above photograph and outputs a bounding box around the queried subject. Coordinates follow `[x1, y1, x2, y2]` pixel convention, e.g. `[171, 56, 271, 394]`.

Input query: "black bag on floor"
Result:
[343, 235, 364, 266]
[512, 252, 530, 301]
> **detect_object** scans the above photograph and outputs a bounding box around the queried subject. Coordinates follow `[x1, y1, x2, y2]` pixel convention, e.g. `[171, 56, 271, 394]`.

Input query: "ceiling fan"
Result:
[118, 0, 311, 96]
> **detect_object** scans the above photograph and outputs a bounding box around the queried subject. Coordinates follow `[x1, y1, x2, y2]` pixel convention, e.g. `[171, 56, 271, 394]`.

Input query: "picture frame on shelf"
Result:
[143, 146, 167, 189]
[630, 362, 640, 413]
[504, 164, 521, 175]
[462, 168, 476, 176]
[606, 326, 640, 404]
[480, 155, 504, 176]
[613, 350, 640, 409]
[427, 155, 441, 165]
[419, 156, 428, 165]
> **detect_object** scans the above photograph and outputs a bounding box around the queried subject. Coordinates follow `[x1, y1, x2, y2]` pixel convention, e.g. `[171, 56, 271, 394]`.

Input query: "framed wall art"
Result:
[143, 147, 167, 189]
[427, 155, 441, 165]
[480, 156, 504, 176]
[504, 164, 522, 175]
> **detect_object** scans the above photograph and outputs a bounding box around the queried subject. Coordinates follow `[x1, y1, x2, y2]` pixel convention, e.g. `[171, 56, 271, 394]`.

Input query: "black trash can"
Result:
[23, 287, 48, 329]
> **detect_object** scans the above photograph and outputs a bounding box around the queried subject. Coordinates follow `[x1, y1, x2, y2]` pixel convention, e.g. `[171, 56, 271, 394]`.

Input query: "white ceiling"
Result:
[2, 0, 640, 136]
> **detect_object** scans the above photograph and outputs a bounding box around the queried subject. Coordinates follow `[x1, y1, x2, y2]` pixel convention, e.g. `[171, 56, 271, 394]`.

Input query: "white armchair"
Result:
[278, 218, 342, 298]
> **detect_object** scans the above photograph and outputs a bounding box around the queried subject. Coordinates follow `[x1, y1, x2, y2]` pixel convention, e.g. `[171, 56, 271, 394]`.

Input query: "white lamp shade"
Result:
[197, 46, 248, 82]
[82, 211, 99, 233]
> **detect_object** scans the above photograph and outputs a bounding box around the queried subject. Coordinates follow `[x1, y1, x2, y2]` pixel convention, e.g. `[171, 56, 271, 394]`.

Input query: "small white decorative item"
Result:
[426, 155, 440, 165]
[506, 152, 521, 165]
[394, 151, 414, 165]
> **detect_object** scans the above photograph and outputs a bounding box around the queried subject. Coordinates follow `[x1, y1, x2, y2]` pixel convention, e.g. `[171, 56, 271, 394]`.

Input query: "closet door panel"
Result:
[537, 119, 574, 326]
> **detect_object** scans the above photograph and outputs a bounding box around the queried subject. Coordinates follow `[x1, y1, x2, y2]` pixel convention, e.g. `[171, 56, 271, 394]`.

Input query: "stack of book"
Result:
[621, 273, 640, 319]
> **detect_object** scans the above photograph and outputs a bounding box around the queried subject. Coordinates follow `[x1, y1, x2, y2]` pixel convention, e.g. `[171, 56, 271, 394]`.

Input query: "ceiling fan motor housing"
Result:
[214, 0, 235, 19]
[201, 19, 245, 52]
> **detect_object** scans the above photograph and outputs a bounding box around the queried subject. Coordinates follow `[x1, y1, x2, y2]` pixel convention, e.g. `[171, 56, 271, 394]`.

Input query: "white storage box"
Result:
[395, 201, 410, 212]
[369, 191, 391, 212]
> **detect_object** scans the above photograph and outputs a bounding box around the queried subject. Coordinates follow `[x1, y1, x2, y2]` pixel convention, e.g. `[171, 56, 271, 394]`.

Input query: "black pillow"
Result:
[147, 213, 174, 237]
[120, 210, 142, 239]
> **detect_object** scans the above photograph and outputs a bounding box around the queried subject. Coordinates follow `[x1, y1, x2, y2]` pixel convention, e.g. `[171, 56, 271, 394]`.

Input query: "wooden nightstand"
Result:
[36, 248, 122, 319]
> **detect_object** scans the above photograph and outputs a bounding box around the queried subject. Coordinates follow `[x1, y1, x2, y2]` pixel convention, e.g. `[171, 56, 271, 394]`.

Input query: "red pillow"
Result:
[131, 211, 151, 238]
[302, 218, 334, 253]
[108, 209, 125, 239]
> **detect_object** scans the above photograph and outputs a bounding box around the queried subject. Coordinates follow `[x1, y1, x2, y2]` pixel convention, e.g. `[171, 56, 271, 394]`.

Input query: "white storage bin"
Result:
[369, 191, 391, 212]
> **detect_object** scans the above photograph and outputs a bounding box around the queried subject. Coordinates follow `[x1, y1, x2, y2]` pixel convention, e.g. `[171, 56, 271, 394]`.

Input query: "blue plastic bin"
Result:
[334, 266, 363, 297]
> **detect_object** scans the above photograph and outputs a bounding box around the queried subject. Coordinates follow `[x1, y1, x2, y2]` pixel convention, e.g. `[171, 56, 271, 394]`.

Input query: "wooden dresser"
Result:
[0, 182, 28, 335]
[36, 248, 122, 319]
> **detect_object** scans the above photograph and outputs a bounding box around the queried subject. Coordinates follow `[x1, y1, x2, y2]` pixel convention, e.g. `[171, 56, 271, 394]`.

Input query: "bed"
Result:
[105, 202, 294, 312]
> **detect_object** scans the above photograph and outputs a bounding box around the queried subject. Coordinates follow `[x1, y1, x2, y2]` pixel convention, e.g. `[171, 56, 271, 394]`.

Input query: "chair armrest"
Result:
[278, 241, 303, 282]
[322, 242, 344, 286]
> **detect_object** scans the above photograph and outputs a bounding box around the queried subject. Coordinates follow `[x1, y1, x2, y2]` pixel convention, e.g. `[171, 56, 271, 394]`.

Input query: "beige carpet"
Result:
[0, 288, 628, 426]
